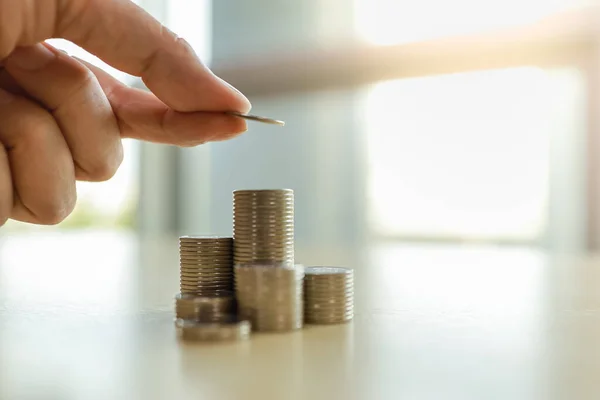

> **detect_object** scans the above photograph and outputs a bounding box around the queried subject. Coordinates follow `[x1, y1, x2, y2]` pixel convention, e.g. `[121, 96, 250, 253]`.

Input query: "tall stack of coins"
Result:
[233, 189, 294, 266]
[235, 263, 304, 332]
[304, 267, 354, 324]
[179, 236, 234, 295]
[174, 293, 236, 322]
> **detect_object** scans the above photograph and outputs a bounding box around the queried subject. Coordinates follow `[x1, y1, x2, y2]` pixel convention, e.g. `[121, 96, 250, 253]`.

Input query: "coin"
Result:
[233, 251, 294, 258]
[233, 189, 293, 195]
[225, 111, 285, 126]
[179, 250, 233, 255]
[305, 303, 354, 311]
[180, 241, 232, 248]
[180, 273, 233, 280]
[179, 235, 233, 242]
[179, 261, 233, 266]
[305, 315, 353, 325]
[178, 250, 233, 255]
[305, 308, 354, 315]
[179, 261, 233, 267]
[180, 273, 233, 279]
[180, 279, 231, 286]
[175, 317, 251, 342]
[179, 270, 232, 276]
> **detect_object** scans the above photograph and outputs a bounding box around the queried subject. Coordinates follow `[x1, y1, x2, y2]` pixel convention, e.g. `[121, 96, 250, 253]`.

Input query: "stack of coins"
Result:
[179, 236, 234, 295]
[304, 267, 354, 324]
[235, 263, 304, 332]
[175, 293, 236, 322]
[233, 190, 294, 266]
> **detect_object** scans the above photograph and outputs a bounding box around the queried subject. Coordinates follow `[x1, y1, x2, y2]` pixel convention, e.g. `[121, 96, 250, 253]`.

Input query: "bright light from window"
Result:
[355, 0, 590, 45]
[75, 139, 139, 215]
[363, 67, 580, 240]
[167, 0, 211, 64]
[46, 39, 135, 84]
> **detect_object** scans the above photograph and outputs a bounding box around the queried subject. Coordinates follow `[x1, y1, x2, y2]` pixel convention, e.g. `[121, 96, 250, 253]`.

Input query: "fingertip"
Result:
[144, 109, 249, 146]
[138, 41, 252, 114]
[216, 77, 252, 114]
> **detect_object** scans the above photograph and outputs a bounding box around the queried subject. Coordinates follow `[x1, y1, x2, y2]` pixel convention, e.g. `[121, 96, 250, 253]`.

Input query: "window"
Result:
[355, 0, 591, 45]
[363, 67, 583, 242]
[203, 0, 595, 250]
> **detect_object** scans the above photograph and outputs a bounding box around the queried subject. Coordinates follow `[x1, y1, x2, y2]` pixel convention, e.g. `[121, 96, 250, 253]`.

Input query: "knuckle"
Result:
[139, 30, 189, 77]
[174, 36, 194, 53]
[57, 65, 97, 105]
[86, 160, 119, 182]
[48, 63, 97, 113]
[38, 193, 77, 226]
[83, 143, 124, 182]
[71, 61, 96, 83]
[56, 0, 93, 39]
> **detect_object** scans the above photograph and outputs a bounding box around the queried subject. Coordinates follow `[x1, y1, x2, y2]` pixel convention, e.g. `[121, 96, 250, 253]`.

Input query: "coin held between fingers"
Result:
[226, 111, 285, 126]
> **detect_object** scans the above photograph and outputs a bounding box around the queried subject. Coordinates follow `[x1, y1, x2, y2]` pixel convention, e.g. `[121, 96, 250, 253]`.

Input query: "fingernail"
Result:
[0, 88, 15, 104]
[8, 43, 56, 71]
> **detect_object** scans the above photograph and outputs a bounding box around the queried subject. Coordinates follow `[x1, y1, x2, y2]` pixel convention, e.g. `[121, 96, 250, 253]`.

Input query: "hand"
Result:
[0, 0, 251, 226]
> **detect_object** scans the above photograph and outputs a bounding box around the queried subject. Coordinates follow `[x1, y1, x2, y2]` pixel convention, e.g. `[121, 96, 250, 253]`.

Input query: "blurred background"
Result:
[2, 0, 600, 258]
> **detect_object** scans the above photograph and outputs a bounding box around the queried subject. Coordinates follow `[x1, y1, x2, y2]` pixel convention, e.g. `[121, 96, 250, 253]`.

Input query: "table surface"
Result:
[1, 231, 600, 400]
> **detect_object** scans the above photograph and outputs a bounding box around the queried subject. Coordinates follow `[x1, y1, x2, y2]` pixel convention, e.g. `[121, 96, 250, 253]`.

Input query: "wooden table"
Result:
[1, 232, 599, 400]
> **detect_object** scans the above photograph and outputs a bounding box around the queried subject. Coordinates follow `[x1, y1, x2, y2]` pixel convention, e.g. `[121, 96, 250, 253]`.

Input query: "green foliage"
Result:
[2, 199, 137, 231]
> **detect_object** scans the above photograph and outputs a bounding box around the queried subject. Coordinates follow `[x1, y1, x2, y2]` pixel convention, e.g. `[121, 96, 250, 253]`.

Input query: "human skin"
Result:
[0, 0, 251, 226]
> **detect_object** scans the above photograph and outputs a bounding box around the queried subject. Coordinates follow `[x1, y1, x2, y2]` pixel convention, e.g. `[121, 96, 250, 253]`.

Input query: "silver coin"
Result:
[226, 112, 285, 126]
[233, 189, 293, 195]
[305, 267, 353, 276]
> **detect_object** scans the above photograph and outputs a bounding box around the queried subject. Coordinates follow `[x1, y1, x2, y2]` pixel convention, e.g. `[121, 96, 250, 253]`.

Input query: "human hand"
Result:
[0, 0, 251, 226]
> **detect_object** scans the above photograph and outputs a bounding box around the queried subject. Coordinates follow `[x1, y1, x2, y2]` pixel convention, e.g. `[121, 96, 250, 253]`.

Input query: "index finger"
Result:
[56, 0, 250, 113]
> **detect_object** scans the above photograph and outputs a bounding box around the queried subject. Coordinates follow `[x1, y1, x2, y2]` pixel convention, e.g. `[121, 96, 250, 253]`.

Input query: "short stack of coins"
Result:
[304, 267, 354, 324]
[232, 189, 294, 266]
[235, 263, 304, 332]
[179, 236, 234, 295]
[175, 236, 235, 323]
